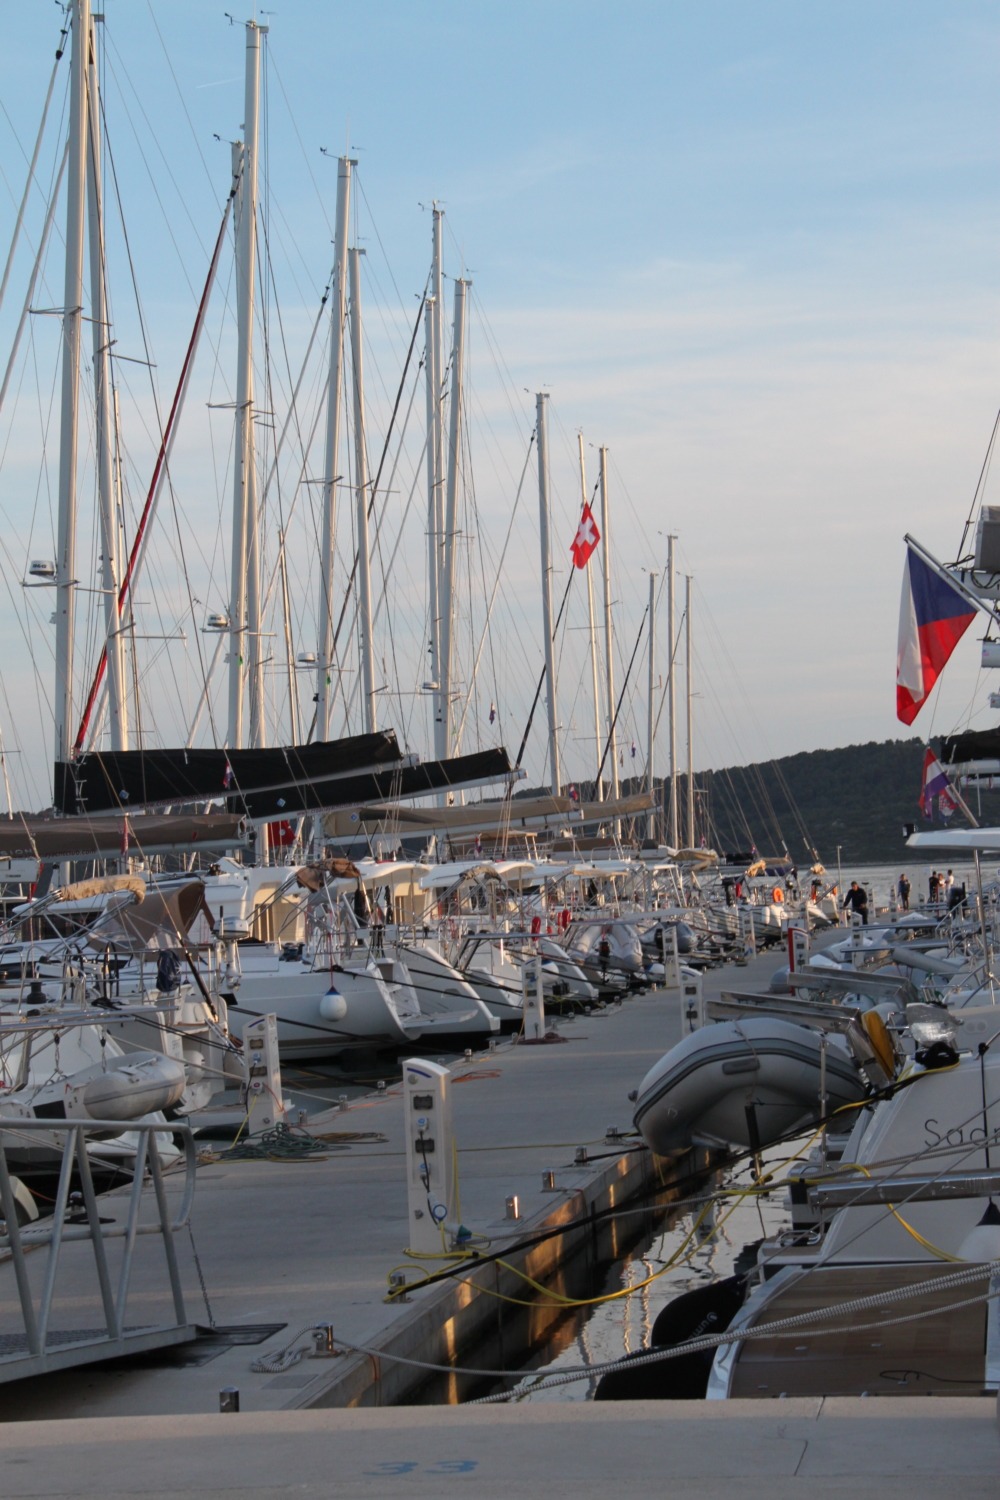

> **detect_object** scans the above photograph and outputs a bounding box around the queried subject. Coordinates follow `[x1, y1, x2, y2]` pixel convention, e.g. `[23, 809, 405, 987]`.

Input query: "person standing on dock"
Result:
[842, 881, 869, 924]
[897, 873, 910, 912]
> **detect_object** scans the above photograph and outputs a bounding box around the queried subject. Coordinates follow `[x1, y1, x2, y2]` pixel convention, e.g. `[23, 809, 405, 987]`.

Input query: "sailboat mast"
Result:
[579, 435, 602, 801]
[424, 292, 440, 722]
[85, 29, 128, 751]
[227, 20, 265, 751]
[667, 533, 678, 847]
[647, 570, 657, 841]
[685, 573, 695, 846]
[348, 247, 377, 734]
[536, 393, 561, 796]
[278, 529, 300, 746]
[53, 0, 90, 770]
[316, 156, 351, 742]
[438, 276, 468, 767]
[426, 206, 445, 757]
[599, 447, 618, 802]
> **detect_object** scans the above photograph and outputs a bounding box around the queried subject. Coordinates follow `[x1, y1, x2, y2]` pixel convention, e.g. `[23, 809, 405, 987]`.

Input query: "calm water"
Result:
[491, 1149, 793, 1404]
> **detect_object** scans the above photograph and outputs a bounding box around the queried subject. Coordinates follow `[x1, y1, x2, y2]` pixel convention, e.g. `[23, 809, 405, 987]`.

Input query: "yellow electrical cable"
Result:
[383, 1054, 965, 1302]
[837, 1161, 963, 1263]
[229, 1093, 256, 1149]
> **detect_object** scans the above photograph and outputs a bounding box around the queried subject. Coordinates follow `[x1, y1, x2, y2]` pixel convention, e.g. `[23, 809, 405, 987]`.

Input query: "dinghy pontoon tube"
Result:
[632, 1018, 868, 1155]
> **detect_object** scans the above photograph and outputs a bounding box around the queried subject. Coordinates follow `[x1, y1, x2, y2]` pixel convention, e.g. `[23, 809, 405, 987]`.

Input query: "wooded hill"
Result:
[673, 737, 1000, 865]
[518, 738, 996, 864]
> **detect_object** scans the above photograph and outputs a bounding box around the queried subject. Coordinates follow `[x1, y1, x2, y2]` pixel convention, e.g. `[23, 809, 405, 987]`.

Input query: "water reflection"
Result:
[504, 1152, 793, 1404]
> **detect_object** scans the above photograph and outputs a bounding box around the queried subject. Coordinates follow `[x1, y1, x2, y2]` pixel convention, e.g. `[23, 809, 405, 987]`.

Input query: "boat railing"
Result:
[0, 1117, 197, 1383]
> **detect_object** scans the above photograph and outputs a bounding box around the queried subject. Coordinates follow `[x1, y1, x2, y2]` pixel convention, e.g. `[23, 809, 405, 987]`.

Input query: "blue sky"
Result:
[1, 2, 1000, 812]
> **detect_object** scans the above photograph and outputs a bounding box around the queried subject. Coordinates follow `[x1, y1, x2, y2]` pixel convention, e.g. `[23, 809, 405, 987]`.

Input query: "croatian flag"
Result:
[570, 504, 601, 568]
[489, 702, 496, 724]
[919, 748, 951, 818]
[222, 761, 234, 790]
[897, 545, 976, 724]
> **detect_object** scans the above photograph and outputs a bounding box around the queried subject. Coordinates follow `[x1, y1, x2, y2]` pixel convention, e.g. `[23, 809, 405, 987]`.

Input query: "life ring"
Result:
[772, 886, 784, 904]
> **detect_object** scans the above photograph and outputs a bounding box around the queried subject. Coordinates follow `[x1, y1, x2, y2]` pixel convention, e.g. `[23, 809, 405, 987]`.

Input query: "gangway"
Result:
[0, 1117, 198, 1382]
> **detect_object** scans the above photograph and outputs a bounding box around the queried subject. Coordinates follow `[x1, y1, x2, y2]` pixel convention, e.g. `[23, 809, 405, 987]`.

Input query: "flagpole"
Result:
[927, 745, 981, 829]
[903, 534, 998, 621]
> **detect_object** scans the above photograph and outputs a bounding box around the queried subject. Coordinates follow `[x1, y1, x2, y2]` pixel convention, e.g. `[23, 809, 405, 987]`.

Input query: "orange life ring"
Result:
[772, 886, 784, 904]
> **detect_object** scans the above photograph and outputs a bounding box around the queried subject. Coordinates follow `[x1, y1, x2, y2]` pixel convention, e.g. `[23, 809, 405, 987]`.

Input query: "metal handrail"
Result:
[0, 1117, 196, 1367]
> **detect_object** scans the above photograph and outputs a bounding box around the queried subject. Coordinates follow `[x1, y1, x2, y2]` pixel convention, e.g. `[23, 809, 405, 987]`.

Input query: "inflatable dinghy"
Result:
[633, 1017, 867, 1155]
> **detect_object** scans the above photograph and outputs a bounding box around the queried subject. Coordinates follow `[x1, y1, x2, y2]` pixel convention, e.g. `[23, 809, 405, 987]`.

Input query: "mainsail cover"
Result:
[55, 730, 403, 815]
[0, 813, 245, 859]
[227, 747, 516, 821]
[940, 727, 1000, 769]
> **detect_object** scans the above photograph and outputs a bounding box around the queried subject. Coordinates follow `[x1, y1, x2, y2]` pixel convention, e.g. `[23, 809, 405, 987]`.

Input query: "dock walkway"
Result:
[1, 932, 998, 1493]
[0, 942, 782, 1420]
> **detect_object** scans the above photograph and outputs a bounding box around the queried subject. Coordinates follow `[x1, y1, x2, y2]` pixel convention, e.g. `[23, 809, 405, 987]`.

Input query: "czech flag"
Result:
[896, 545, 976, 725]
[919, 748, 951, 817]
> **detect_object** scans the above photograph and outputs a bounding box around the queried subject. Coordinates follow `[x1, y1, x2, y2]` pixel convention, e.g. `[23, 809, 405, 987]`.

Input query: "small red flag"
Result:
[570, 504, 601, 568]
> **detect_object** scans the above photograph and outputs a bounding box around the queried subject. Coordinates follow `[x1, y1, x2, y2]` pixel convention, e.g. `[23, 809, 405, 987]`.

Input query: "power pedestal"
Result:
[682, 972, 704, 1032]
[242, 1013, 284, 1133]
[739, 906, 756, 962]
[786, 924, 810, 973]
[403, 1058, 454, 1255]
[521, 957, 546, 1040]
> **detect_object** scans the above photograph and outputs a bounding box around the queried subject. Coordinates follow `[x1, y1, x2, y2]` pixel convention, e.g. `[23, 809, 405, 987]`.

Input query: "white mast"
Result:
[348, 247, 376, 733]
[278, 529, 300, 746]
[599, 447, 618, 802]
[227, 19, 265, 751]
[667, 534, 678, 848]
[685, 573, 695, 847]
[431, 207, 445, 592]
[537, 393, 561, 796]
[316, 155, 351, 742]
[438, 277, 468, 766]
[424, 294, 440, 724]
[85, 28, 128, 751]
[647, 570, 657, 842]
[53, 0, 90, 770]
[578, 435, 602, 801]
[426, 207, 445, 755]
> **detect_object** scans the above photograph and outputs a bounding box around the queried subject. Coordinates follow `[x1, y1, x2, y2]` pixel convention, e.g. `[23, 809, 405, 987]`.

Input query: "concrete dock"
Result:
[0, 1400, 997, 1498]
[2, 932, 998, 1495]
[1, 950, 707, 1418]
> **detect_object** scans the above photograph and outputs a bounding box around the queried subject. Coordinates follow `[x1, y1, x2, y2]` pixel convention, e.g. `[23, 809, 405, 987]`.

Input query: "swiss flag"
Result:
[570, 503, 601, 568]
